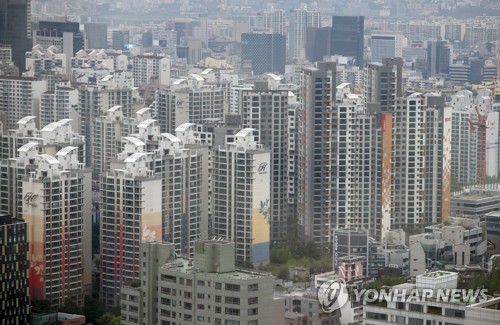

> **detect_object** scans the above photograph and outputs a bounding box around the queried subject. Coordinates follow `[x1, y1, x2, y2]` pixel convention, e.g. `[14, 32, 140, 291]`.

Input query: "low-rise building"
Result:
[276, 290, 341, 325]
[485, 211, 500, 254]
[451, 188, 500, 217]
[363, 271, 499, 325]
[121, 240, 275, 325]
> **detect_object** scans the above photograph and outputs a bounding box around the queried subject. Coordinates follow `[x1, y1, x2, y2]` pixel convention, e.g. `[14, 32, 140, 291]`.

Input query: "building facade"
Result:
[331, 16, 364, 68]
[210, 128, 270, 265]
[22, 148, 92, 308]
[121, 240, 274, 325]
[0, 214, 29, 324]
[241, 33, 286, 75]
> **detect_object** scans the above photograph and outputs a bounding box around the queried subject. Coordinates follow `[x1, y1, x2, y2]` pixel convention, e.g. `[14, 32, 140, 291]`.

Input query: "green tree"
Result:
[59, 298, 82, 314]
[450, 178, 462, 192]
[97, 312, 121, 325]
[270, 246, 291, 264]
[84, 296, 106, 324]
[468, 267, 500, 294]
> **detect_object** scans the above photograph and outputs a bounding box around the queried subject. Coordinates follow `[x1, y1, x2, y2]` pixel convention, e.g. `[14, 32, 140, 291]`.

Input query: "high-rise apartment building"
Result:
[77, 77, 143, 166]
[0, 76, 47, 130]
[289, 7, 321, 59]
[24, 44, 70, 79]
[0, 116, 85, 164]
[450, 90, 478, 185]
[93, 106, 151, 175]
[40, 83, 80, 129]
[100, 151, 163, 307]
[331, 16, 364, 68]
[22, 148, 92, 308]
[241, 33, 286, 75]
[210, 128, 270, 265]
[100, 119, 206, 306]
[424, 95, 452, 224]
[239, 77, 298, 241]
[364, 58, 403, 112]
[296, 62, 336, 244]
[256, 8, 286, 35]
[0, 119, 86, 235]
[391, 93, 451, 228]
[132, 55, 171, 87]
[154, 74, 227, 133]
[0, 214, 29, 324]
[333, 84, 378, 231]
[0, 0, 31, 72]
[121, 240, 274, 325]
[84, 23, 107, 49]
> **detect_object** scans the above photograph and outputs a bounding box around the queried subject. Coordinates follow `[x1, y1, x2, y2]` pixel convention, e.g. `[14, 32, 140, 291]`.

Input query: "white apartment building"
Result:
[72, 49, 116, 70]
[121, 240, 274, 325]
[93, 106, 151, 175]
[0, 118, 86, 218]
[154, 74, 227, 133]
[256, 8, 286, 35]
[450, 89, 498, 185]
[100, 119, 206, 307]
[424, 95, 452, 225]
[296, 62, 336, 245]
[24, 44, 68, 77]
[40, 82, 79, 130]
[288, 6, 321, 59]
[100, 151, 163, 307]
[0, 76, 47, 130]
[334, 84, 378, 232]
[131, 119, 206, 256]
[336, 65, 364, 89]
[392, 93, 451, 228]
[363, 271, 500, 325]
[21, 147, 92, 308]
[210, 128, 270, 266]
[239, 77, 298, 241]
[77, 76, 143, 166]
[132, 55, 171, 87]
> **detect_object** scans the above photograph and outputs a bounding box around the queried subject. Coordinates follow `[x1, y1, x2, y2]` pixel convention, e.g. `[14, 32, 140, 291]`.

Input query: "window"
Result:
[248, 297, 258, 305]
[396, 302, 405, 310]
[215, 282, 222, 289]
[161, 275, 176, 283]
[225, 297, 240, 305]
[225, 308, 240, 316]
[248, 284, 258, 292]
[366, 312, 387, 320]
[409, 303, 423, 312]
[428, 306, 442, 315]
[248, 308, 258, 316]
[395, 316, 405, 324]
[445, 309, 465, 318]
[408, 318, 423, 325]
[225, 284, 240, 292]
